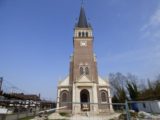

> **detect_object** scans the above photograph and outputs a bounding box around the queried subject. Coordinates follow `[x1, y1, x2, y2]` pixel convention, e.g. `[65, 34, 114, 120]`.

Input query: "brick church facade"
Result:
[57, 6, 113, 114]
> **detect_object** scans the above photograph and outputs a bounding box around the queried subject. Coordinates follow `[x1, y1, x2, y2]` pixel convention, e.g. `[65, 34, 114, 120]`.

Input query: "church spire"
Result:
[77, 5, 88, 28]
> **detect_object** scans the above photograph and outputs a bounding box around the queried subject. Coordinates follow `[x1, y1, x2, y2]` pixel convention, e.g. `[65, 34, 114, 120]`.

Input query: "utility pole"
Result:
[0, 77, 3, 95]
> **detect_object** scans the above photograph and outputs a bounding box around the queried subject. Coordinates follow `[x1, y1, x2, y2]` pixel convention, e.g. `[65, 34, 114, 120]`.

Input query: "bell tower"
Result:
[69, 6, 98, 84]
[57, 4, 113, 114]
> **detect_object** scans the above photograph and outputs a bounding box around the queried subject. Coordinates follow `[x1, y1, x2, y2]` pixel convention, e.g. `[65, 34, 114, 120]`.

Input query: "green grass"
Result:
[59, 112, 70, 117]
[18, 116, 34, 120]
[118, 111, 138, 119]
[49, 119, 67, 120]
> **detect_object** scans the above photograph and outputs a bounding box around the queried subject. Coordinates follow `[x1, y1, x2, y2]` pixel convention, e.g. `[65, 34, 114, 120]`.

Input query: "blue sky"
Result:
[0, 0, 160, 100]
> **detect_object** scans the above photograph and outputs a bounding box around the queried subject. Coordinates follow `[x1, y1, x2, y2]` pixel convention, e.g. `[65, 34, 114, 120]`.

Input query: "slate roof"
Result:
[77, 6, 89, 28]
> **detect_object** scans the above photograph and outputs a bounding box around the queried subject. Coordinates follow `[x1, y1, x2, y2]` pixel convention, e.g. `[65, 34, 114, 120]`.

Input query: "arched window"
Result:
[60, 90, 70, 108]
[62, 92, 67, 102]
[80, 67, 84, 75]
[85, 67, 89, 75]
[86, 32, 88, 37]
[101, 92, 107, 102]
[100, 90, 109, 102]
[79, 32, 81, 37]
[82, 32, 85, 37]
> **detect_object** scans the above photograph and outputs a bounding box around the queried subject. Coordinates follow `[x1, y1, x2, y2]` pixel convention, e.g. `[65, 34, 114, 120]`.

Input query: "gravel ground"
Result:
[29, 111, 160, 120]
[48, 112, 120, 120]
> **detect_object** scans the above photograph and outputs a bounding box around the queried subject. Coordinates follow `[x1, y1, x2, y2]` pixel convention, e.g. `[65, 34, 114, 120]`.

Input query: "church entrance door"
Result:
[80, 89, 90, 111]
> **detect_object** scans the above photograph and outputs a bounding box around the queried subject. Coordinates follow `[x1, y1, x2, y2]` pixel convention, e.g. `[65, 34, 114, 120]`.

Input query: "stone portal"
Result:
[80, 89, 90, 111]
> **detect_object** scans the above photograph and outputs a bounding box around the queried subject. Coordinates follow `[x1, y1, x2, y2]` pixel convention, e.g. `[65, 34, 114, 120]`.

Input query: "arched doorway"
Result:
[80, 89, 90, 111]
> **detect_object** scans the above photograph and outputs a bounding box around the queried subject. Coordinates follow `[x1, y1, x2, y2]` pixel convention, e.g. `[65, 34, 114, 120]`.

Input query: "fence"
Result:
[0, 100, 160, 120]
[52, 101, 160, 120]
[0, 107, 39, 120]
[127, 100, 160, 120]
[0, 111, 35, 120]
[51, 101, 129, 120]
[0, 99, 53, 120]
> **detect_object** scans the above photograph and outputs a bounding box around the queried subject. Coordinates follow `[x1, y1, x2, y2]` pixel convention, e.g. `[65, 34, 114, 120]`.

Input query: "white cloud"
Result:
[108, 5, 160, 68]
[99, 3, 160, 79]
[140, 6, 160, 61]
[141, 7, 160, 42]
[100, 7, 160, 79]
[150, 9, 160, 26]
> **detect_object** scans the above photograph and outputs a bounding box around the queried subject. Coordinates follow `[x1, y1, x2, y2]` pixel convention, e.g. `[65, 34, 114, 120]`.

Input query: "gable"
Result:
[98, 76, 109, 86]
[77, 75, 91, 83]
[58, 76, 69, 86]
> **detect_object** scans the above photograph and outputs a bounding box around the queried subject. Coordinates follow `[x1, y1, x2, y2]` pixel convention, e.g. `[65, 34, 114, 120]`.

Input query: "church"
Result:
[57, 6, 113, 114]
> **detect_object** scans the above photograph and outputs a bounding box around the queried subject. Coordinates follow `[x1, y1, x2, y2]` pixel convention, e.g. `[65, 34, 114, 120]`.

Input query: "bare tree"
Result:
[109, 72, 128, 103]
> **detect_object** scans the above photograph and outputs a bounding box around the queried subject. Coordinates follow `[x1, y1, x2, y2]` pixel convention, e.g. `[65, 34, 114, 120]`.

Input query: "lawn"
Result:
[19, 116, 34, 120]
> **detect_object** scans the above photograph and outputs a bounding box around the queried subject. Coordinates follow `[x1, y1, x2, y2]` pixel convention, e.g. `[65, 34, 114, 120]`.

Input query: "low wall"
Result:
[0, 112, 35, 120]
